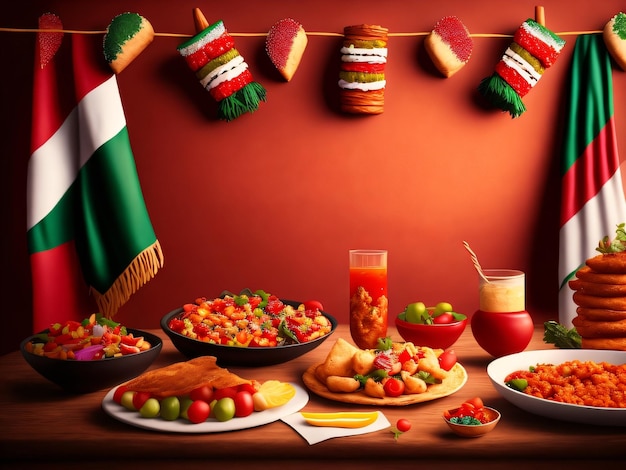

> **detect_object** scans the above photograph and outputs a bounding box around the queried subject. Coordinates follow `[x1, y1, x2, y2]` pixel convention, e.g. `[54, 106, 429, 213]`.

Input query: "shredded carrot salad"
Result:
[505, 360, 626, 408]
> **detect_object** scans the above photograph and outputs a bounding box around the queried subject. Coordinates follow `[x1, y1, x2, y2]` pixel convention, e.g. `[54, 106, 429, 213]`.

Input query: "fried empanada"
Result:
[314, 338, 358, 382]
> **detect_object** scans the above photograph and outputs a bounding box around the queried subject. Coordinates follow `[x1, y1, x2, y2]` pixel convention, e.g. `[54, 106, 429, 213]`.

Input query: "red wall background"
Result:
[2, 1, 625, 355]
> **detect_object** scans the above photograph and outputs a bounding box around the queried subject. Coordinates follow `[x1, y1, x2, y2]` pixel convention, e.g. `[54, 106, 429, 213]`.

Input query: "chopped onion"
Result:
[92, 324, 105, 337]
[73, 344, 104, 361]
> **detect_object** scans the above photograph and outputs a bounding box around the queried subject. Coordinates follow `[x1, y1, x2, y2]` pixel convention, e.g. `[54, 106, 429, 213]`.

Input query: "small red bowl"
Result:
[395, 315, 467, 349]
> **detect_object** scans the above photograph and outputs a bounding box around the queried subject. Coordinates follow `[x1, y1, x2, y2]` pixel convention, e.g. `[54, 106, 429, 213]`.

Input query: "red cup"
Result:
[471, 310, 534, 357]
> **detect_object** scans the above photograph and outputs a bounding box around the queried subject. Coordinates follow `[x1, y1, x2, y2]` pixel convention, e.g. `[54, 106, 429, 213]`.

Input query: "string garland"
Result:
[0, 26, 604, 38]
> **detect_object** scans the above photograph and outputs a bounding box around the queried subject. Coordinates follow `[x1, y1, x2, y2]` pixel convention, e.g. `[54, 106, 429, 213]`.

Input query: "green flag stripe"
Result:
[28, 128, 157, 293]
[27, 183, 77, 253]
[77, 127, 157, 293]
[560, 34, 614, 176]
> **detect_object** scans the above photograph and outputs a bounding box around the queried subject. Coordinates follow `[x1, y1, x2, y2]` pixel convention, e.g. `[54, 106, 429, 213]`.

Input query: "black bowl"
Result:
[161, 300, 337, 367]
[20, 328, 162, 393]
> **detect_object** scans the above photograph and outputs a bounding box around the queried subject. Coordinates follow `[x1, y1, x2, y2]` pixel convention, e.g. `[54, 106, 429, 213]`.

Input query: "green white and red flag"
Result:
[28, 15, 163, 332]
[558, 34, 626, 327]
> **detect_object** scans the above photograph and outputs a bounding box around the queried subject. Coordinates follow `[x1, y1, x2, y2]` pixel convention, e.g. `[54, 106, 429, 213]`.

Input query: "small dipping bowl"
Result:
[443, 406, 501, 438]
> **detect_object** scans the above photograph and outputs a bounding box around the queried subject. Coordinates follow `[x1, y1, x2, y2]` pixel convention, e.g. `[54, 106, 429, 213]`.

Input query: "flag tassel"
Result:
[91, 240, 164, 319]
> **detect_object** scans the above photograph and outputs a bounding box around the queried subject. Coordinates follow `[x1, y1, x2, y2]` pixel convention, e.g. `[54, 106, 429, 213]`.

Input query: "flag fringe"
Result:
[91, 240, 164, 319]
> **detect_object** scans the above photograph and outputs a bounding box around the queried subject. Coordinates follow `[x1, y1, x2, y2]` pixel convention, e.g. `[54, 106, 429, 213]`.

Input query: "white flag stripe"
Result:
[27, 75, 125, 230]
[558, 170, 626, 326]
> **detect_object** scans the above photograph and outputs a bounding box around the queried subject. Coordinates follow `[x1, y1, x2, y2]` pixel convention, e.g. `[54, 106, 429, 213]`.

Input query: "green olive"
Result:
[139, 398, 160, 418]
[160, 396, 181, 421]
[120, 391, 136, 411]
[433, 302, 453, 316]
[405, 302, 426, 324]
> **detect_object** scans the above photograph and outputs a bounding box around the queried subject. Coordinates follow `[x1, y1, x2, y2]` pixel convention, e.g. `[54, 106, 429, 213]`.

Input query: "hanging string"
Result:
[0, 26, 604, 38]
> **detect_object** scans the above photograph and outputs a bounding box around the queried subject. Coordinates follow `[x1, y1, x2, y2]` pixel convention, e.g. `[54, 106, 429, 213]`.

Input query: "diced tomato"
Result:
[43, 341, 59, 352]
[466, 397, 484, 410]
[65, 320, 82, 332]
[119, 343, 141, 355]
[193, 323, 211, 338]
[265, 299, 284, 315]
[248, 296, 262, 310]
[398, 349, 412, 364]
[54, 333, 74, 344]
[383, 378, 405, 397]
[169, 319, 186, 333]
[303, 300, 324, 312]
[121, 334, 142, 346]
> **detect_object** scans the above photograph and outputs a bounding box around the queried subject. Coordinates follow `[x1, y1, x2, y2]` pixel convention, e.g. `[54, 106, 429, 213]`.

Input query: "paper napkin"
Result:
[281, 411, 391, 445]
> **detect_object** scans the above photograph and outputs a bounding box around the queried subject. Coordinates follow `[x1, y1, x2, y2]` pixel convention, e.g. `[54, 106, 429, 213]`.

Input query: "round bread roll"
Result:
[572, 316, 626, 338]
[581, 336, 626, 351]
[424, 16, 473, 78]
[577, 307, 626, 321]
[575, 265, 626, 285]
[572, 291, 626, 310]
[585, 252, 626, 274]
[569, 278, 626, 297]
[265, 18, 308, 81]
[603, 12, 626, 72]
[103, 13, 154, 74]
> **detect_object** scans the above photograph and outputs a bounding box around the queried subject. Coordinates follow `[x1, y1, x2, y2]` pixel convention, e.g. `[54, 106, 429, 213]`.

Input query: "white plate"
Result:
[102, 383, 309, 433]
[487, 349, 626, 426]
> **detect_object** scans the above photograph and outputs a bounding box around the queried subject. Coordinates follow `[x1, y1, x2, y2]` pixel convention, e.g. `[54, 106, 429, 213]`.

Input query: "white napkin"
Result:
[281, 411, 391, 445]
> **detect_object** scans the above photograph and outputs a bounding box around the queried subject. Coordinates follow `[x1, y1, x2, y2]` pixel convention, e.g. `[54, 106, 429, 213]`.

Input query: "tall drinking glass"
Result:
[349, 249, 388, 349]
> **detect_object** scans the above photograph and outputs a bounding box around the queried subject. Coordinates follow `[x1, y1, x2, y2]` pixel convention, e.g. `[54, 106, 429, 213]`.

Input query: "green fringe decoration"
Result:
[218, 82, 267, 122]
[478, 73, 526, 118]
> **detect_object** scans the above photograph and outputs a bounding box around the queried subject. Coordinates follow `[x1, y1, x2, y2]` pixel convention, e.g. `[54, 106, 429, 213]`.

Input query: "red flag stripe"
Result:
[560, 117, 620, 226]
[30, 241, 97, 332]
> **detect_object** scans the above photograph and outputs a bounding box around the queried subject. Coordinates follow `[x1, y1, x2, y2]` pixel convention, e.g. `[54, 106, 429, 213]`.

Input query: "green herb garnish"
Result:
[596, 223, 626, 253]
[543, 320, 582, 349]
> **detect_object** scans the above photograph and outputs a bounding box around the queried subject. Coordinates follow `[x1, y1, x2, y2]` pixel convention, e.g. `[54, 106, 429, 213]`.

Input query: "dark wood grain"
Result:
[2, 325, 625, 469]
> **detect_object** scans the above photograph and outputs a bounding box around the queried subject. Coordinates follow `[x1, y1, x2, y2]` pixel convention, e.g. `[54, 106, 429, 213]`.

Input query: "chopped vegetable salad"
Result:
[167, 290, 332, 347]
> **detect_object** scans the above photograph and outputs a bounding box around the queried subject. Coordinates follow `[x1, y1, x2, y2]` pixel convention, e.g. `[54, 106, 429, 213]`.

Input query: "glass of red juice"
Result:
[349, 249, 388, 349]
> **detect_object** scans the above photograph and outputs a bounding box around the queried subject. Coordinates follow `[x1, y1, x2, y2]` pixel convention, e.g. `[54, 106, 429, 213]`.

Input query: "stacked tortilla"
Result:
[338, 24, 388, 114]
[569, 253, 626, 350]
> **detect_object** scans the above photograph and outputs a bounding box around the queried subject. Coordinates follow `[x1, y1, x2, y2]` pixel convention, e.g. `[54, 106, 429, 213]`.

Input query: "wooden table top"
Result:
[2, 323, 625, 469]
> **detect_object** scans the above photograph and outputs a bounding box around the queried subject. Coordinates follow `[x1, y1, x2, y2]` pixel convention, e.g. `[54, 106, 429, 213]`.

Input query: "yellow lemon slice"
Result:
[253, 381, 296, 411]
[301, 411, 379, 428]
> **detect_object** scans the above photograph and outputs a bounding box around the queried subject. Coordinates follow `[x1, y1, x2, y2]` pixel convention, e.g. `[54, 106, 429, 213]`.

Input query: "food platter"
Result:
[487, 349, 626, 426]
[302, 362, 467, 406]
[102, 383, 309, 433]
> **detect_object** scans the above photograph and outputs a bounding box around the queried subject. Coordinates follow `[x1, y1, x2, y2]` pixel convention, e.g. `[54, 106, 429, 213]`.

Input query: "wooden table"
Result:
[2, 324, 625, 469]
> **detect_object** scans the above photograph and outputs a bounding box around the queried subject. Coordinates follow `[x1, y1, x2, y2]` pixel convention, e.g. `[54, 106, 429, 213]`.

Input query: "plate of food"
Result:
[302, 338, 467, 406]
[102, 356, 309, 433]
[487, 348, 626, 426]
